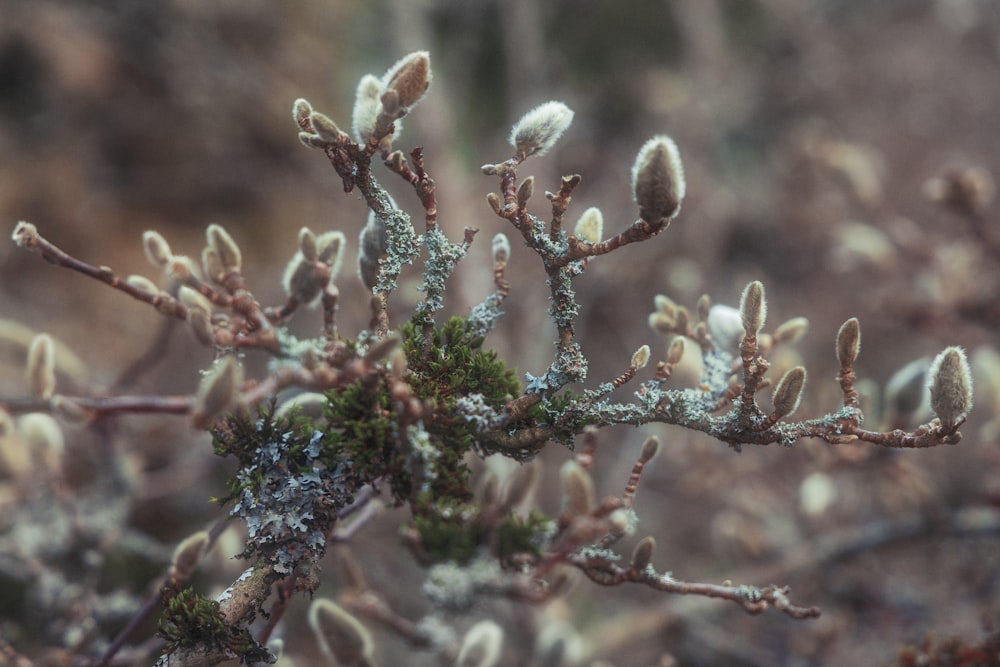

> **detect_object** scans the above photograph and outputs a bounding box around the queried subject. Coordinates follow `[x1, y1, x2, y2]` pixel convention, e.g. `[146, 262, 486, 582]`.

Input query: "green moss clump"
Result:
[497, 511, 552, 560]
[157, 586, 269, 662]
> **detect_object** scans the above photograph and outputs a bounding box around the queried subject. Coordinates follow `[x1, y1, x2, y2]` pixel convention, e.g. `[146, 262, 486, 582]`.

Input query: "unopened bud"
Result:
[309, 111, 345, 143]
[560, 460, 595, 516]
[299, 227, 318, 262]
[631, 345, 651, 369]
[275, 392, 328, 420]
[928, 346, 974, 429]
[17, 412, 64, 475]
[707, 304, 743, 352]
[486, 192, 503, 216]
[126, 274, 160, 294]
[665, 337, 685, 365]
[696, 294, 711, 322]
[292, 98, 313, 126]
[836, 317, 861, 367]
[381, 51, 432, 113]
[11, 221, 39, 249]
[648, 311, 676, 336]
[501, 462, 537, 510]
[739, 280, 766, 335]
[492, 233, 510, 267]
[308, 598, 374, 666]
[143, 230, 173, 268]
[509, 101, 574, 159]
[631, 135, 685, 224]
[352, 74, 382, 142]
[772, 366, 807, 419]
[187, 308, 215, 346]
[457, 620, 504, 667]
[654, 294, 677, 318]
[192, 356, 243, 429]
[316, 231, 346, 274]
[169, 255, 197, 282]
[26, 333, 56, 399]
[170, 530, 209, 579]
[517, 176, 535, 209]
[206, 224, 241, 274]
[178, 285, 212, 315]
[639, 435, 660, 463]
[573, 207, 604, 244]
[630, 536, 656, 571]
[608, 509, 633, 536]
[201, 247, 225, 284]
[773, 317, 810, 345]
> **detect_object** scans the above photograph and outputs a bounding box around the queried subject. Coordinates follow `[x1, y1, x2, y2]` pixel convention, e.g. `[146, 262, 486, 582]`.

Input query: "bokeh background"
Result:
[2, 1, 1000, 665]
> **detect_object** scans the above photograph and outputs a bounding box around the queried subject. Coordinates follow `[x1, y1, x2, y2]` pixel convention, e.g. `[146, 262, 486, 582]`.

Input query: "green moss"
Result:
[497, 511, 552, 560]
[413, 508, 484, 564]
[157, 585, 269, 661]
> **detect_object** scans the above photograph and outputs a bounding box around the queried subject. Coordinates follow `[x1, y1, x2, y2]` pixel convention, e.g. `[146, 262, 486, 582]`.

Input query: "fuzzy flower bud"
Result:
[665, 337, 685, 365]
[143, 230, 173, 268]
[316, 231, 346, 271]
[170, 530, 209, 579]
[631, 344, 651, 369]
[630, 536, 656, 571]
[308, 598, 374, 667]
[772, 366, 807, 419]
[928, 346, 974, 429]
[631, 135, 685, 224]
[772, 316, 810, 345]
[191, 356, 243, 429]
[501, 462, 537, 511]
[292, 98, 312, 126]
[639, 435, 660, 463]
[26, 333, 56, 399]
[573, 207, 604, 244]
[380, 51, 432, 114]
[352, 74, 382, 142]
[516, 176, 535, 209]
[178, 285, 212, 315]
[739, 280, 767, 336]
[560, 460, 595, 517]
[206, 224, 241, 275]
[836, 317, 861, 368]
[509, 101, 574, 159]
[309, 111, 346, 143]
[492, 233, 510, 267]
[457, 620, 504, 667]
[125, 274, 160, 294]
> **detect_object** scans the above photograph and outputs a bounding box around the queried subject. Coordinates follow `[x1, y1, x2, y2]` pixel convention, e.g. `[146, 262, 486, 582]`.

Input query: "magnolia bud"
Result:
[26, 333, 56, 399]
[299, 227, 318, 262]
[143, 230, 173, 268]
[516, 176, 535, 209]
[773, 317, 810, 345]
[665, 337, 685, 365]
[560, 460, 595, 516]
[836, 317, 861, 367]
[309, 111, 345, 143]
[630, 536, 656, 571]
[631, 345, 651, 369]
[639, 435, 660, 463]
[308, 598, 374, 666]
[292, 98, 313, 126]
[316, 231, 346, 274]
[381, 51, 432, 113]
[492, 233, 510, 267]
[170, 531, 209, 579]
[178, 285, 212, 315]
[573, 207, 604, 244]
[457, 620, 504, 667]
[772, 366, 807, 419]
[509, 101, 574, 159]
[631, 135, 685, 223]
[351, 74, 382, 142]
[126, 274, 160, 294]
[191, 356, 243, 429]
[739, 281, 767, 336]
[928, 346, 974, 429]
[206, 224, 241, 274]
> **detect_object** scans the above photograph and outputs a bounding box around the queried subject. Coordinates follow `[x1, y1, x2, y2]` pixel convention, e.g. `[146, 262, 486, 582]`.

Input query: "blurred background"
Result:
[1, 0, 999, 665]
